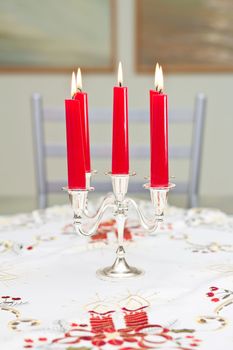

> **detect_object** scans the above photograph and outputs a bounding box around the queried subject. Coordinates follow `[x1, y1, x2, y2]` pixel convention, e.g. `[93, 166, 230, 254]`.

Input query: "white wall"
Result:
[0, 0, 233, 200]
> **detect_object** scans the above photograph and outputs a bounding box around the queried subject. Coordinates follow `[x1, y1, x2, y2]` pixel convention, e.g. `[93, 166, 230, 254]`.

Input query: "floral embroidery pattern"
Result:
[206, 286, 232, 303]
[0, 295, 40, 332]
[3, 206, 231, 256]
[205, 286, 233, 315]
[169, 231, 233, 254]
[22, 294, 203, 349]
[0, 266, 17, 284]
[63, 219, 145, 243]
[196, 286, 233, 331]
[184, 208, 233, 232]
[71, 216, 232, 256]
[187, 241, 233, 254]
[0, 295, 24, 306]
[1, 204, 233, 349]
[0, 235, 56, 255]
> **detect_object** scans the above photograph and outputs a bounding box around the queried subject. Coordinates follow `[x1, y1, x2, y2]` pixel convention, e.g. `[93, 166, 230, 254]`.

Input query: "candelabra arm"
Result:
[64, 178, 175, 280]
[127, 198, 158, 233]
[83, 193, 115, 219]
[67, 189, 115, 237]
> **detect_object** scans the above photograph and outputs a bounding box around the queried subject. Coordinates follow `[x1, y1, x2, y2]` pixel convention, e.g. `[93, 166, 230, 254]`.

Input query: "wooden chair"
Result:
[31, 93, 206, 209]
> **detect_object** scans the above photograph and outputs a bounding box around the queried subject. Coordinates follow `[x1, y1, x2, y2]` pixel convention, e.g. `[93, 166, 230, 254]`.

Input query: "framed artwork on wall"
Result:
[136, 0, 233, 72]
[0, 0, 116, 73]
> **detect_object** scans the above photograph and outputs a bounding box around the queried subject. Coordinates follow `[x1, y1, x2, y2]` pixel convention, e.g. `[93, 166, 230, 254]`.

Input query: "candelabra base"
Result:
[96, 246, 144, 281]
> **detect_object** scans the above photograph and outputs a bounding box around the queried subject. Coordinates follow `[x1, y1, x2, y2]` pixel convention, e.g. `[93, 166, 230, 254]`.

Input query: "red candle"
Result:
[150, 64, 169, 187]
[112, 62, 129, 175]
[73, 68, 91, 173]
[65, 72, 86, 189]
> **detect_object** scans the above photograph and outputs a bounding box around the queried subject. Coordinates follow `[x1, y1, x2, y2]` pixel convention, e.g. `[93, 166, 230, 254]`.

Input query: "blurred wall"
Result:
[0, 0, 232, 201]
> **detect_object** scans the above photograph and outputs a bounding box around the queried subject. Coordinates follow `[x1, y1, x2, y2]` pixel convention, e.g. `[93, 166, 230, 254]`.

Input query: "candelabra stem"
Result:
[128, 198, 159, 232]
[116, 213, 125, 247]
[96, 194, 144, 281]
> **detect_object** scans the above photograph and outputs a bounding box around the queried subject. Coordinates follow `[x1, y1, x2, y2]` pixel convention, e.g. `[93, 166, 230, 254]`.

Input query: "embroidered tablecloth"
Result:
[0, 202, 233, 349]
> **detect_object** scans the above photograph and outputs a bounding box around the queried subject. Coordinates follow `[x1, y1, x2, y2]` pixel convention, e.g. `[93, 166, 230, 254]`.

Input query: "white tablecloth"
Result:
[0, 202, 233, 349]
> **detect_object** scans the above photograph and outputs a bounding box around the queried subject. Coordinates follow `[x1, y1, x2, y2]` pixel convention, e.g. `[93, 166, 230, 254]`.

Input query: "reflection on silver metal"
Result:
[85, 170, 97, 190]
[86, 172, 92, 190]
[64, 178, 175, 281]
[111, 175, 129, 202]
[150, 189, 167, 220]
[97, 246, 144, 281]
[144, 183, 175, 221]
[63, 188, 88, 218]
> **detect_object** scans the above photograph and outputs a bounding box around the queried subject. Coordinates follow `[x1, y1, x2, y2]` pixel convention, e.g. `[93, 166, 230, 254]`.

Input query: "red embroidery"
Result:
[206, 286, 233, 303]
[22, 293, 204, 349]
[90, 219, 134, 242]
[211, 298, 220, 302]
[92, 339, 106, 346]
[89, 313, 115, 333]
[124, 310, 148, 329]
[24, 339, 34, 343]
[210, 286, 218, 291]
[91, 232, 107, 241]
[70, 322, 78, 327]
[38, 337, 47, 341]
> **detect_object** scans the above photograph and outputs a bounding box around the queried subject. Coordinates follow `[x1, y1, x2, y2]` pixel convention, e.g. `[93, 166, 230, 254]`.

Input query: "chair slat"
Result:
[92, 181, 188, 193]
[47, 180, 188, 194]
[43, 107, 193, 123]
[169, 109, 193, 122]
[45, 144, 66, 157]
[44, 108, 65, 121]
[170, 146, 191, 158]
[32, 92, 206, 208]
[128, 109, 193, 123]
[46, 144, 191, 159]
[47, 181, 66, 192]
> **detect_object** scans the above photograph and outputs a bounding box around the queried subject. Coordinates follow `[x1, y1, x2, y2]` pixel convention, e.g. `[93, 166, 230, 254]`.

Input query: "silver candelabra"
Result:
[64, 173, 174, 281]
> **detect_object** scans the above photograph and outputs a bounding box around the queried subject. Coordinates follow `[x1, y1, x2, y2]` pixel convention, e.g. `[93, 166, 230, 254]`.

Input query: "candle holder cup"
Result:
[64, 172, 174, 281]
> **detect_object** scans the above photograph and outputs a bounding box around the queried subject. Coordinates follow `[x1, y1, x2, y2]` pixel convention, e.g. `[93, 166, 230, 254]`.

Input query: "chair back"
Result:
[31, 93, 206, 209]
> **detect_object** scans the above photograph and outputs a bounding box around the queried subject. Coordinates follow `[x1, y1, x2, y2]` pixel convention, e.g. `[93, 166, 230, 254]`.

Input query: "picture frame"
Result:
[0, 0, 116, 73]
[136, 0, 233, 73]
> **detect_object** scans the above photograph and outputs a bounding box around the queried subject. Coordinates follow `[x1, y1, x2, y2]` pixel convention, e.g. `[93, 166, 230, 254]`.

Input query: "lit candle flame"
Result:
[159, 65, 164, 92]
[77, 67, 82, 91]
[154, 63, 160, 89]
[71, 71, 76, 98]
[118, 61, 123, 87]
[154, 63, 164, 92]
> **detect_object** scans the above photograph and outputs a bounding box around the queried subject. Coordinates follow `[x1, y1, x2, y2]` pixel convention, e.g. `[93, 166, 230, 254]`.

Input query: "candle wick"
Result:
[77, 88, 82, 92]
[119, 82, 122, 87]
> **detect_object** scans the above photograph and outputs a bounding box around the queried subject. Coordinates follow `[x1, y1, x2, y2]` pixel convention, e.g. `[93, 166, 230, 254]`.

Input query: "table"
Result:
[0, 202, 233, 349]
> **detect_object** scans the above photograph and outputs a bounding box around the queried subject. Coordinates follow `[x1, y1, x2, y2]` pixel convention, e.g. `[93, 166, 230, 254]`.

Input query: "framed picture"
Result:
[136, 0, 233, 72]
[0, 0, 116, 73]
